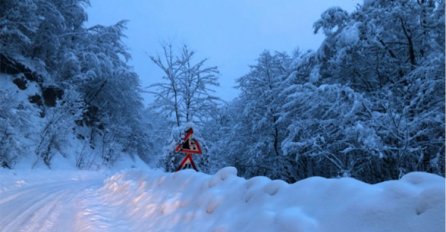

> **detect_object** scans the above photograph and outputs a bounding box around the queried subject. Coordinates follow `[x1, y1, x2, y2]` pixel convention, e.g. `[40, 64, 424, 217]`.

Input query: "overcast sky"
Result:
[86, 0, 362, 103]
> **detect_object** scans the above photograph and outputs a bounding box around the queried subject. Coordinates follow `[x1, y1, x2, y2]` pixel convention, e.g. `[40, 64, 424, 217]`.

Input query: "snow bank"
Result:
[98, 167, 445, 232]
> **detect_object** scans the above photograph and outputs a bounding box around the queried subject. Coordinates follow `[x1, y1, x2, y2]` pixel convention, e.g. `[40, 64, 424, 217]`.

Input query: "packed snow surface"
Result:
[0, 167, 444, 232]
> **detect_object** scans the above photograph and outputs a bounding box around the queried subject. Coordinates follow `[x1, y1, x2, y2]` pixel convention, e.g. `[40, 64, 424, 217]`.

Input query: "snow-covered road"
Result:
[0, 168, 444, 232]
[0, 172, 103, 232]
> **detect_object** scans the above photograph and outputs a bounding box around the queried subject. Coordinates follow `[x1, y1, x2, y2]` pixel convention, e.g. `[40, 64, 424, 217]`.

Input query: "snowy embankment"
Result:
[0, 168, 444, 232]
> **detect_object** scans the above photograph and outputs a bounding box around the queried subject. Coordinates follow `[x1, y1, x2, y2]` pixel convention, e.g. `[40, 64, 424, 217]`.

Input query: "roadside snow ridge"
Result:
[0, 168, 444, 232]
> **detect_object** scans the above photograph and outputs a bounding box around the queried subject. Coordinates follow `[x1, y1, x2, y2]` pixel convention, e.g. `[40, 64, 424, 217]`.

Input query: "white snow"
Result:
[0, 167, 444, 232]
[339, 22, 360, 45]
[309, 65, 320, 83]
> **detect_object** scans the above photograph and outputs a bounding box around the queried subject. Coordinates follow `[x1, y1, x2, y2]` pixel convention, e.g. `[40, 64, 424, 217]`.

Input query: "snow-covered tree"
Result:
[207, 51, 294, 179]
[149, 44, 220, 172]
[149, 44, 220, 126]
[280, 84, 380, 181]
[0, 89, 35, 168]
[1, 0, 150, 168]
[210, 0, 444, 183]
[0, 0, 40, 60]
[312, 0, 445, 180]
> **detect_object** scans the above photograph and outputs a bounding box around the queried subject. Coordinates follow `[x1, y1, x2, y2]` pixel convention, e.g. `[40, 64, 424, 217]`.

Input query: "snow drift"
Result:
[98, 168, 445, 232]
[0, 168, 444, 232]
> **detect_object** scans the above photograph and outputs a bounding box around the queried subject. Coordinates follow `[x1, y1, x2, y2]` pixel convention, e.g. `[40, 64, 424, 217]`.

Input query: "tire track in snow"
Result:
[18, 190, 69, 232]
[50, 182, 102, 232]
[0, 182, 70, 232]
[0, 180, 103, 232]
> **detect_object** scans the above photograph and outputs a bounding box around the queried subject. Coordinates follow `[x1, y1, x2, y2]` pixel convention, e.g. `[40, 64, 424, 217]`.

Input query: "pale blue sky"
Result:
[86, 0, 362, 102]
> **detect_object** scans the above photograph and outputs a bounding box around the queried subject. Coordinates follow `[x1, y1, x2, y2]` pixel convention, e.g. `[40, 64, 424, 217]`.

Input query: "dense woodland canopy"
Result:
[0, 0, 444, 183]
[0, 0, 149, 168]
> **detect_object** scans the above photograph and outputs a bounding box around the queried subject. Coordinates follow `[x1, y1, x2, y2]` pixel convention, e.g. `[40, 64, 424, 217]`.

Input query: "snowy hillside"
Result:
[0, 168, 444, 232]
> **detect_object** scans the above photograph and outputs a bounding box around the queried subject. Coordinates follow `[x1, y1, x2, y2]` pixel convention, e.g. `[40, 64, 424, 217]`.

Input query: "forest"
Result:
[0, 0, 444, 183]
